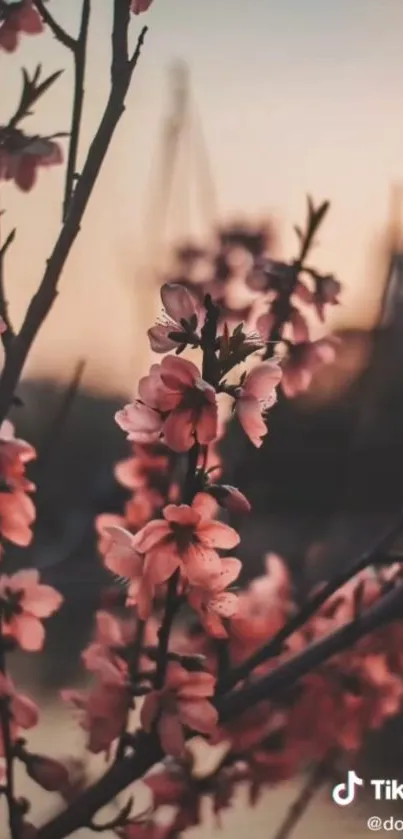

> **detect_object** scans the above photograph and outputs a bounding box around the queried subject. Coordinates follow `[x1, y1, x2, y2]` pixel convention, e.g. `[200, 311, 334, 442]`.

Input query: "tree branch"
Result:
[63, 0, 91, 221]
[0, 24, 148, 426]
[33, 0, 77, 52]
[271, 760, 329, 839]
[34, 578, 403, 839]
[217, 509, 403, 693]
[0, 222, 16, 353]
[216, 578, 403, 722]
[0, 626, 20, 839]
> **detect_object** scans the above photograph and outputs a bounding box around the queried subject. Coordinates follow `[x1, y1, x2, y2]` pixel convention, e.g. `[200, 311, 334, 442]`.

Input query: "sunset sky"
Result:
[2, 0, 403, 395]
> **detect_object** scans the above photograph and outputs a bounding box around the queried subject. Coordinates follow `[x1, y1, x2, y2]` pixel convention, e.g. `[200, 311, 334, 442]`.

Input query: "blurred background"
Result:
[3, 0, 403, 835]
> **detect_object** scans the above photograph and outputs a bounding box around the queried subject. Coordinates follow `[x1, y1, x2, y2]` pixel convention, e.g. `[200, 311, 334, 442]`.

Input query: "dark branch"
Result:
[218, 509, 403, 693]
[33, 0, 76, 52]
[216, 578, 403, 721]
[0, 225, 16, 352]
[35, 358, 86, 474]
[62, 0, 91, 221]
[271, 760, 329, 839]
[0, 25, 148, 425]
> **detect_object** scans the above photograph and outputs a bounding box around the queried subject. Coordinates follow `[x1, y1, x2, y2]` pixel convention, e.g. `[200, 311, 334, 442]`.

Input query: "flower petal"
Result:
[161, 283, 198, 323]
[197, 520, 240, 550]
[179, 698, 218, 735]
[132, 520, 170, 552]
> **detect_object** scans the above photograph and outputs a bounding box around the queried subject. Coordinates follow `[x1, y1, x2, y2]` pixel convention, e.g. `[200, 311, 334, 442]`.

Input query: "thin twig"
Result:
[62, 0, 91, 221]
[0, 624, 20, 839]
[0, 220, 16, 352]
[271, 760, 329, 839]
[0, 22, 148, 426]
[35, 358, 86, 474]
[33, 0, 76, 51]
[217, 508, 403, 693]
[116, 619, 146, 761]
[216, 577, 403, 722]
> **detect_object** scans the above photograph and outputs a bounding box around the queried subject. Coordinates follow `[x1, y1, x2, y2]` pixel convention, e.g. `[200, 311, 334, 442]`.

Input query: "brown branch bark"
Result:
[62, 0, 91, 222]
[218, 509, 403, 693]
[0, 18, 148, 426]
[33, 0, 77, 51]
[271, 760, 329, 839]
[0, 223, 16, 353]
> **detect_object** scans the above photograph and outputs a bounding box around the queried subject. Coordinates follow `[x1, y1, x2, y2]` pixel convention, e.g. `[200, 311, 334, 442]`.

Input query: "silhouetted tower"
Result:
[131, 61, 217, 380]
[144, 60, 217, 268]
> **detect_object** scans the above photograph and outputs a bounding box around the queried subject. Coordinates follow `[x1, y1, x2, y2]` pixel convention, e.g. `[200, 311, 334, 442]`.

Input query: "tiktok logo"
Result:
[332, 771, 364, 806]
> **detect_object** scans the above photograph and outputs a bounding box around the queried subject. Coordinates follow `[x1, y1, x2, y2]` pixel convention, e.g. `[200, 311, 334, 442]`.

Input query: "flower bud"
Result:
[208, 484, 251, 514]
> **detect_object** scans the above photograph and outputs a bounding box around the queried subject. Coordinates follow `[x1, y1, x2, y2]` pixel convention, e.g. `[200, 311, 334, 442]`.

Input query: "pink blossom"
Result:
[101, 525, 153, 618]
[115, 401, 163, 446]
[188, 557, 241, 638]
[282, 337, 339, 398]
[62, 683, 128, 755]
[314, 275, 341, 320]
[114, 447, 168, 491]
[148, 283, 202, 353]
[118, 356, 218, 453]
[0, 0, 43, 52]
[82, 610, 132, 685]
[0, 420, 36, 491]
[0, 128, 63, 191]
[132, 492, 239, 589]
[0, 673, 38, 754]
[236, 361, 282, 447]
[141, 662, 218, 756]
[0, 490, 36, 547]
[0, 569, 63, 651]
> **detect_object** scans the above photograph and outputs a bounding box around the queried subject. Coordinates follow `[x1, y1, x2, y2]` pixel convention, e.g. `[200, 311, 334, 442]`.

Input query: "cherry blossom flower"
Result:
[0, 489, 35, 547]
[0, 673, 38, 755]
[132, 492, 239, 589]
[117, 356, 218, 452]
[114, 446, 169, 491]
[281, 336, 339, 398]
[141, 662, 218, 756]
[230, 554, 291, 658]
[148, 283, 202, 353]
[0, 0, 43, 52]
[0, 127, 63, 191]
[82, 610, 131, 686]
[312, 274, 341, 320]
[115, 401, 163, 447]
[101, 525, 153, 618]
[0, 569, 63, 651]
[0, 420, 36, 492]
[235, 361, 282, 447]
[188, 557, 241, 638]
[62, 682, 128, 755]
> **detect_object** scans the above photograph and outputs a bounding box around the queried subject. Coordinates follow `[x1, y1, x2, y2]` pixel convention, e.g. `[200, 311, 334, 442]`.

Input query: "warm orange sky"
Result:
[2, 0, 403, 395]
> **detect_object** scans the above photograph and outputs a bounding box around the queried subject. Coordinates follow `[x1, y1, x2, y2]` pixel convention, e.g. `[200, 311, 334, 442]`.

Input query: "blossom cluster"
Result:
[2, 5, 403, 837]
[160, 205, 342, 399]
